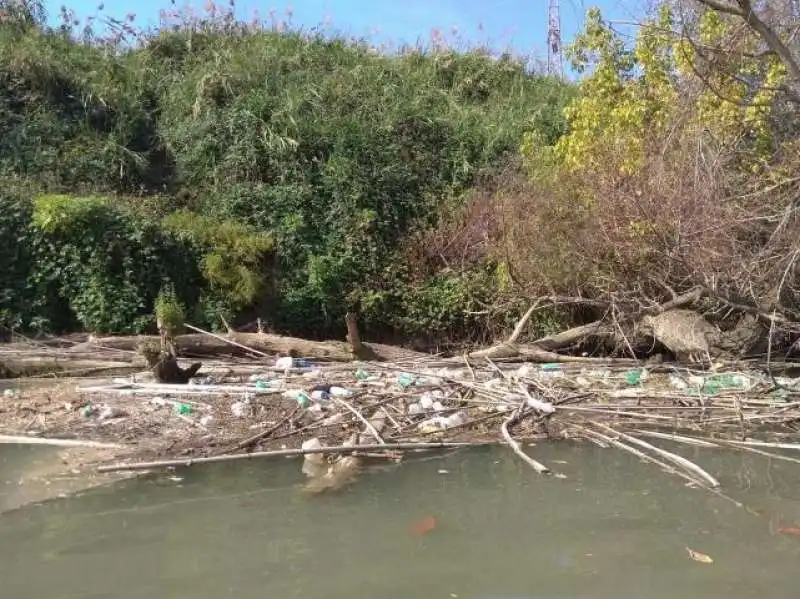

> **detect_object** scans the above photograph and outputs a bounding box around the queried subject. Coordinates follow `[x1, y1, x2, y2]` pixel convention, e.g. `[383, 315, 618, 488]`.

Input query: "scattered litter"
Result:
[685, 547, 714, 564]
[97, 406, 127, 421]
[230, 400, 249, 417]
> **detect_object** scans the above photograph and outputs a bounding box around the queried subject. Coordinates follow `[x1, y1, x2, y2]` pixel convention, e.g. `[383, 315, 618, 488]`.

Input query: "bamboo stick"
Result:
[96, 441, 478, 473]
[0, 435, 122, 449]
[591, 422, 720, 488]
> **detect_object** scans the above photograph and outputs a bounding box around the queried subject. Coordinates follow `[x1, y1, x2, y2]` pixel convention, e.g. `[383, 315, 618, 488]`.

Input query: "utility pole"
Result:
[547, 0, 564, 77]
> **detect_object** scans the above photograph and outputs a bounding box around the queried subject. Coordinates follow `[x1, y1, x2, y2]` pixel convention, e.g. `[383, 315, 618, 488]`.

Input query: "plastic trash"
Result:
[516, 363, 536, 378]
[397, 373, 415, 388]
[417, 416, 451, 433]
[301, 438, 327, 476]
[539, 363, 565, 379]
[257, 378, 285, 391]
[419, 392, 435, 410]
[295, 391, 311, 409]
[275, 356, 294, 370]
[173, 402, 193, 416]
[311, 389, 330, 402]
[98, 406, 127, 421]
[2, 388, 19, 398]
[231, 401, 249, 417]
[445, 411, 467, 427]
[669, 374, 688, 390]
[329, 386, 352, 397]
[275, 357, 313, 370]
[525, 395, 555, 414]
[432, 401, 445, 412]
[355, 367, 377, 381]
[769, 388, 789, 401]
[199, 415, 214, 427]
[625, 369, 644, 385]
[407, 402, 424, 415]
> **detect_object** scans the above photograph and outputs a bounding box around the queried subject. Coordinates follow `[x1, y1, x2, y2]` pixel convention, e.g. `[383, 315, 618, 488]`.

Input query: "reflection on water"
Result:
[0, 442, 799, 599]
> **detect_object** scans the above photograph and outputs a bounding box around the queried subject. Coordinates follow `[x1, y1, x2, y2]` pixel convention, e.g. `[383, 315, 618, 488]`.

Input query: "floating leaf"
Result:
[686, 547, 713, 563]
[777, 526, 800, 537]
[411, 516, 437, 536]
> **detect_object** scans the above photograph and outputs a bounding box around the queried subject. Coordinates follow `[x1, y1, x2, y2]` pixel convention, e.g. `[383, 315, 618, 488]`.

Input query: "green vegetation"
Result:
[0, 0, 572, 341]
[1, 0, 798, 347]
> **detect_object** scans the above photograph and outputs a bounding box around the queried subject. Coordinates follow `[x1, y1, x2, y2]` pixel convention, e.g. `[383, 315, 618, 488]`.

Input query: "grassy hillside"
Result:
[0, 3, 574, 342]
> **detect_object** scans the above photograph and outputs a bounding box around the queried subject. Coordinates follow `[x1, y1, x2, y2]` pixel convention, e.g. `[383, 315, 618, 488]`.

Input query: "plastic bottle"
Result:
[311, 389, 330, 402]
[295, 391, 311, 409]
[397, 373, 415, 388]
[173, 403, 193, 416]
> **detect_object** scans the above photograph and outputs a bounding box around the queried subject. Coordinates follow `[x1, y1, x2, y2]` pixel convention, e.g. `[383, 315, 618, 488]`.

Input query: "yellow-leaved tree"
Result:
[522, 3, 792, 181]
[509, 0, 799, 307]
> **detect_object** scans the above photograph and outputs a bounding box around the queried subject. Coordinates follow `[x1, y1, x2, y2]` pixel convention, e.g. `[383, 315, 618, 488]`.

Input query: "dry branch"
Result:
[590, 422, 720, 488]
[500, 405, 553, 475]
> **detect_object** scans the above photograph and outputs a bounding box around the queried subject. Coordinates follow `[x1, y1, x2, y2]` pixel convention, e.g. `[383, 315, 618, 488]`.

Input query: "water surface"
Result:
[1, 443, 799, 599]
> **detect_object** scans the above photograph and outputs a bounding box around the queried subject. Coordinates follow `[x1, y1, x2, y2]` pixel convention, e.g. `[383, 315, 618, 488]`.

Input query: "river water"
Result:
[0, 442, 799, 599]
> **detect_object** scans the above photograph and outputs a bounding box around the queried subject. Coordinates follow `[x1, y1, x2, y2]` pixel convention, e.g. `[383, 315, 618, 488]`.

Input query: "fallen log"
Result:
[0, 356, 137, 378]
[77, 331, 428, 363]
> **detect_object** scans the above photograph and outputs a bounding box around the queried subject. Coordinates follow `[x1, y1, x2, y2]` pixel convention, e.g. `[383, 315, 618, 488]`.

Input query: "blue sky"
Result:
[46, 0, 647, 66]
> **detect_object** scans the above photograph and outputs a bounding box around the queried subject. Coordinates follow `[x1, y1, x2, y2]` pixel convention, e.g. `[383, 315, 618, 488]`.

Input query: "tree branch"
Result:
[694, 0, 744, 16]
[691, 0, 800, 102]
[735, 0, 800, 82]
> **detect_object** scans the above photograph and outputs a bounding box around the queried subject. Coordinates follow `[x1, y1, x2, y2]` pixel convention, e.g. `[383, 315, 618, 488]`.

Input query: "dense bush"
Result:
[0, 1, 574, 340]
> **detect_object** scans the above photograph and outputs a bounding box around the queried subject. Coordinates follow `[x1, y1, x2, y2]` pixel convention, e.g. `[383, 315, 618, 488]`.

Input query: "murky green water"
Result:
[1, 443, 799, 598]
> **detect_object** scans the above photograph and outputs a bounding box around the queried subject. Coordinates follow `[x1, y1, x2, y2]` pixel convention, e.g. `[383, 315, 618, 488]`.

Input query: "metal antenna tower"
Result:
[547, 0, 563, 77]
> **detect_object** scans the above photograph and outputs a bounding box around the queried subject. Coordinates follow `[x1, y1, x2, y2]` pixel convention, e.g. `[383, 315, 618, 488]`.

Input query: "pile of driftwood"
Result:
[73, 355, 800, 502]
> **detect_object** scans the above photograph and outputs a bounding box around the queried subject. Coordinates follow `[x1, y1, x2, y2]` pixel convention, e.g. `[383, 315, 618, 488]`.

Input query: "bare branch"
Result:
[694, 0, 745, 16]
